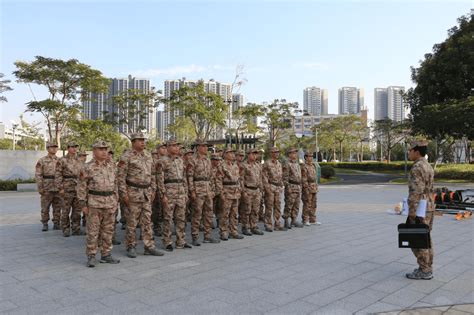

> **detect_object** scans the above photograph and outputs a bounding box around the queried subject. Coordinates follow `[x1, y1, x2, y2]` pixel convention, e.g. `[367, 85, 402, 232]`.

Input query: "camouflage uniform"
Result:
[219, 148, 242, 239]
[235, 150, 245, 222]
[151, 145, 166, 236]
[408, 146, 435, 275]
[240, 149, 264, 234]
[262, 148, 284, 230]
[187, 141, 215, 242]
[77, 141, 118, 259]
[118, 145, 157, 252]
[35, 144, 61, 227]
[283, 148, 303, 227]
[211, 155, 223, 226]
[56, 148, 82, 234]
[301, 155, 319, 224]
[157, 140, 188, 248]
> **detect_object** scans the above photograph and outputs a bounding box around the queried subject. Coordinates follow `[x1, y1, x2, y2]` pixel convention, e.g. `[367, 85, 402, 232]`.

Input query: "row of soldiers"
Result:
[35, 133, 320, 267]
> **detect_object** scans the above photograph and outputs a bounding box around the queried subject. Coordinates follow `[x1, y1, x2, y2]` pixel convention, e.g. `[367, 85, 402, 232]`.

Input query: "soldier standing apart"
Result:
[262, 147, 286, 232]
[405, 140, 435, 280]
[240, 148, 265, 236]
[77, 140, 120, 267]
[219, 147, 244, 240]
[56, 142, 84, 237]
[211, 154, 223, 228]
[301, 151, 321, 226]
[187, 139, 221, 246]
[157, 139, 192, 251]
[283, 147, 304, 228]
[118, 133, 163, 258]
[152, 143, 167, 237]
[36, 142, 62, 231]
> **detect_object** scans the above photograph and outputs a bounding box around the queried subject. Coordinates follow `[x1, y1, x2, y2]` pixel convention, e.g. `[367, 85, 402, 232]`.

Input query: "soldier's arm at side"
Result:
[186, 159, 195, 198]
[407, 166, 425, 220]
[282, 162, 289, 187]
[301, 165, 308, 190]
[35, 159, 44, 194]
[55, 159, 64, 194]
[77, 166, 89, 214]
[117, 153, 129, 204]
[156, 160, 166, 201]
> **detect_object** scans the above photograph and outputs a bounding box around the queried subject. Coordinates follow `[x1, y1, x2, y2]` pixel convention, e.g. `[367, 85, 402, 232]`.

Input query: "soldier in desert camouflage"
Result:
[118, 133, 164, 258]
[77, 140, 120, 267]
[405, 140, 435, 280]
[35, 142, 62, 232]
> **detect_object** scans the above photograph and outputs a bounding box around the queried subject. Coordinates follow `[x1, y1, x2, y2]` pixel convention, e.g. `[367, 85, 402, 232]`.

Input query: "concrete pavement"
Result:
[0, 184, 472, 314]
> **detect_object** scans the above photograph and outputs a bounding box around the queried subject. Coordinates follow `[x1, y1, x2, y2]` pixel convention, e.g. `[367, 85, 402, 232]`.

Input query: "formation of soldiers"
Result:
[35, 134, 321, 267]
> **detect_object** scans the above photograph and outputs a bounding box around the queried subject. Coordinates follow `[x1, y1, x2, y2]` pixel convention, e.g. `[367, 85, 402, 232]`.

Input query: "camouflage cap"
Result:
[215, 148, 223, 153]
[184, 147, 194, 155]
[78, 151, 88, 156]
[166, 138, 180, 146]
[46, 141, 58, 148]
[410, 139, 429, 149]
[67, 141, 79, 148]
[269, 147, 280, 153]
[156, 143, 167, 149]
[223, 146, 235, 154]
[286, 147, 298, 154]
[211, 154, 222, 161]
[235, 149, 245, 156]
[194, 139, 209, 146]
[304, 150, 315, 157]
[92, 140, 109, 149]
[151, 148, 159, 154]
[130, 132, 147, 141]
[246, 148, 259, 154]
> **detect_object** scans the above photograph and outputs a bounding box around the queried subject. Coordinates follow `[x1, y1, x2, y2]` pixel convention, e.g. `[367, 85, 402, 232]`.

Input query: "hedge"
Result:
[0, 179, 36, 191]
[319, 162, 412, 171]
[319, 162, 473, 181]
[320, 166, 336, 179]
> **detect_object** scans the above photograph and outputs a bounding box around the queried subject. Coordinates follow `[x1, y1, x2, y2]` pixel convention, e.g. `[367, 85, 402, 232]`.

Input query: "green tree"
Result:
[13, 56, 110, 148]
[64, 119, 129, 157]
[260, 99, 299, 148]
[231, 103, 264, 148]
[15, 115, 44, 150]
[0, 73, 13, 102]
[405, 14, 474, 163]
[0, 139, 13, 150]
[166, 116, 197, 145]
[372, 119, 410, 162]
[164, 81, 228, 140]
[106, 88, 159, 137]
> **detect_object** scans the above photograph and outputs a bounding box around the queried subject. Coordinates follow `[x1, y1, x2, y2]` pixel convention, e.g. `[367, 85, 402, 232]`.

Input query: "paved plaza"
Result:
[0, 183, 473, 314]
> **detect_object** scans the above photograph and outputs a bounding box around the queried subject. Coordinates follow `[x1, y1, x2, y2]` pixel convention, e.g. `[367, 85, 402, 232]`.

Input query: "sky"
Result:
[0, 0, 472, 129]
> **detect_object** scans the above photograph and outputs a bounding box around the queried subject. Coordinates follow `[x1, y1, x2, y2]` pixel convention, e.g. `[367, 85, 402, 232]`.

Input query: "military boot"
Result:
[63, 230, 70, 237]
[87, 255, 97, 267]
[192, 238, 201, 246]
[144, 247, 165, 256]
[127, 247, 137, 258]
[229, 234, 244, 239]
[251, 228, 264, 235]
[284, 219, 291, 229]
[203, 237, 220, 244]
[53, 223, 60, 230]
[100, 255, 120, 264]
[242, 228, 252, 236]
[112, 238, 121, 245]
[42, 223, 48, 232]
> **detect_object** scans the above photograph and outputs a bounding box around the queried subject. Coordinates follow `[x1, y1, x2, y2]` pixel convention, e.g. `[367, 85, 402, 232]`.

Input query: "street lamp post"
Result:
[12, 123, 19, 150]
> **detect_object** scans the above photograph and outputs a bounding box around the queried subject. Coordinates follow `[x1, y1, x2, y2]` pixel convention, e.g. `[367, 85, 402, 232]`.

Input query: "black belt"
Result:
[223, 181, 238, 186]
[126, 180, 151, 189]
[245, 185, 258, 190]
[43, 175, 55, 179]
[164, 179, 184, 184]
[289, 180, 301, 185]
[270, 181, 283, 187]
[63, 175, 77, 179]
[194, 177, 210, 182]
[89, 190, 114, 196]
[307, 178, 315, 182]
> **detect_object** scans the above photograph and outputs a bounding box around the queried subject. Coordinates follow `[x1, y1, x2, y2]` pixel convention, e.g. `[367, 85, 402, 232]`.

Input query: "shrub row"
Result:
[0, 179, 36, 191]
